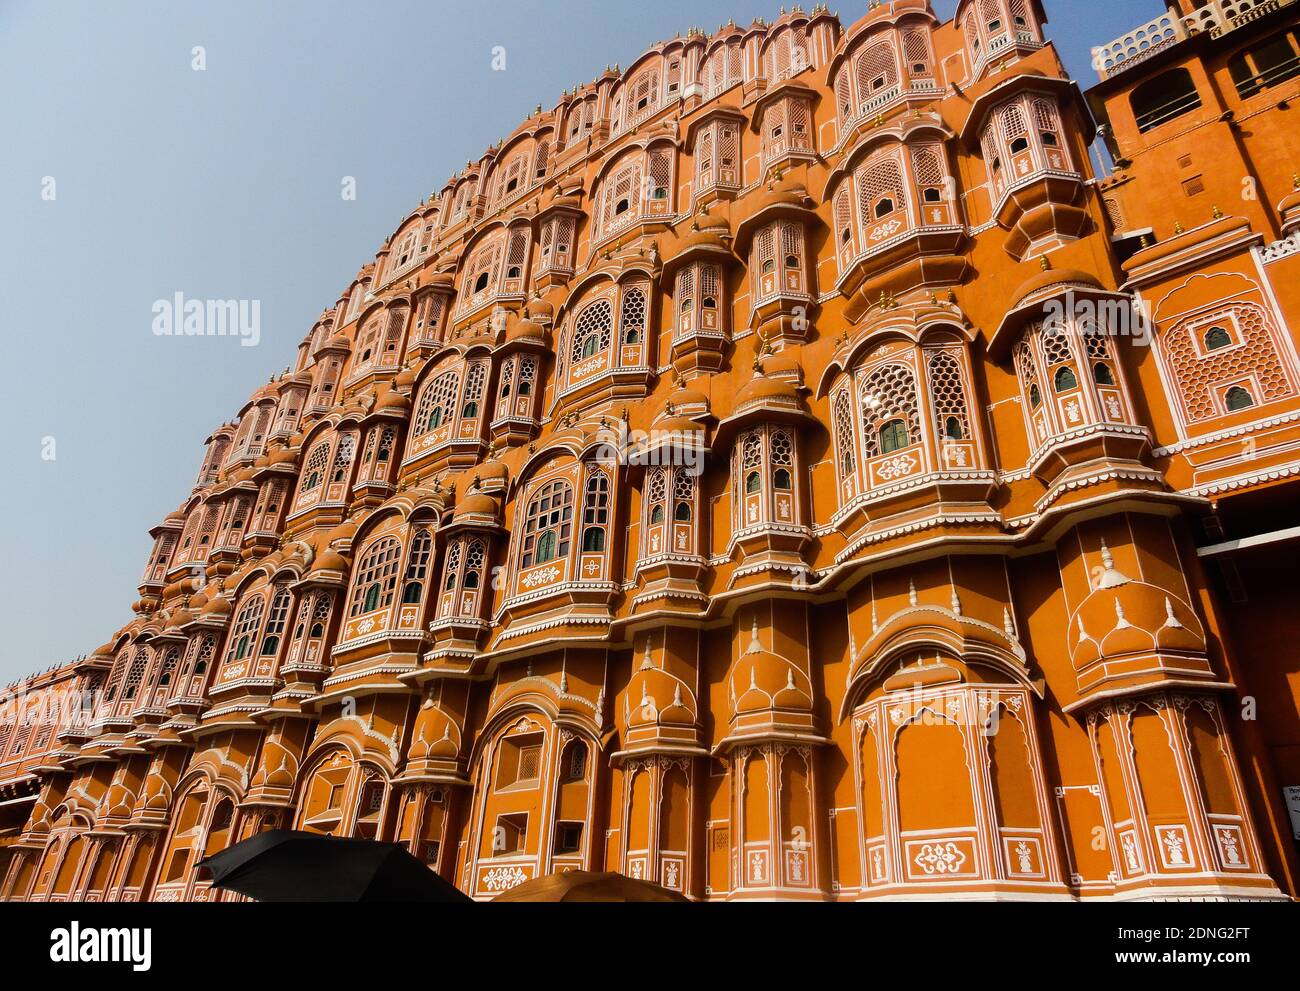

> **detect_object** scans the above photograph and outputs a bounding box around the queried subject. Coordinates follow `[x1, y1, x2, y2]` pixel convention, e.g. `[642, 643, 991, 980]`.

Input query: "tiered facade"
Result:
[4, 0, 1300, 902]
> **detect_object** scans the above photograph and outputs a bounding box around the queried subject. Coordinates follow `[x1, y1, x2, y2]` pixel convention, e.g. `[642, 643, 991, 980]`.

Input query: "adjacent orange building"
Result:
[3, 0, 1299, 902]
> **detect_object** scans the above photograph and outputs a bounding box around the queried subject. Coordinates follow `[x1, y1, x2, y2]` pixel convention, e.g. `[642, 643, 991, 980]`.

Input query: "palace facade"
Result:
[3, 0, 1300, 902]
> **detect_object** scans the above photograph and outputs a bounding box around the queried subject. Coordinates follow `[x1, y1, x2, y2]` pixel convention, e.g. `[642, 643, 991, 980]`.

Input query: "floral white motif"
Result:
[869, 218, 903, 241]
[913, 841, 967, 875]
[521, 566, 561, 589]
[876, 453, 918, 481]
[355, 617, 376, 634]
[482, 866, 528, 891]
[1015, 841, 1033, 873]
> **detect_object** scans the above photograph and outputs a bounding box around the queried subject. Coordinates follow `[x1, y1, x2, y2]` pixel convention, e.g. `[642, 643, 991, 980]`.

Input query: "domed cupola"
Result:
[1067, 540, 1215, 701]
[721, 617, 823, 749]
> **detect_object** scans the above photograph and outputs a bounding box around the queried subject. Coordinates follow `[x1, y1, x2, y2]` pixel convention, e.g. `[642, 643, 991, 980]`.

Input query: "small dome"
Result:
[310, 547, 349, 575]
[1070, 544, 1206, 670]
[1010, 267, 1103, 310]
[376, 388, 410, 412]
[730, 620, 814, 716]
[525, 296, 555, 322]
[735, 370, 799, 407]
[453, 491, 500, 522]
[508, 317, 546, 343]
[394, 363, 419, 391]
[200, 594, 231, 617]
[627, 660, 695, 730]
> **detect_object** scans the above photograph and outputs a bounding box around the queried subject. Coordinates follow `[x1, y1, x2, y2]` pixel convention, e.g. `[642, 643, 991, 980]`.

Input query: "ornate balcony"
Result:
[1093, 0, 1298, 81]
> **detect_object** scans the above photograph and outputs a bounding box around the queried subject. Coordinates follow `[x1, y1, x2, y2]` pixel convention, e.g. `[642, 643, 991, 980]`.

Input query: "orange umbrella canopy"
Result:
[492, 871, 690, 903]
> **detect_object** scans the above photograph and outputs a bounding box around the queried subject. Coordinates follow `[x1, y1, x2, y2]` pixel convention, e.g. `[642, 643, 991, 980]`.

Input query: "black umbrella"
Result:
[198, 829, 472, 902]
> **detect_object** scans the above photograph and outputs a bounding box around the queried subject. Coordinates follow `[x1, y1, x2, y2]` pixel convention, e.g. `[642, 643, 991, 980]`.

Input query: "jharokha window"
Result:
[732, 425, 800, 532]
[349, 537, 402, 619]
[509, 459, 616, 599]
[831, 339, 983, 506]
[406, 358, 491, 462]
[594, 146, 674, 243]
[521, 479, 573, 570]
[981, 94, 1075, 208]
[1157, 302, 1299, 433]
[561, 279, 651, 397]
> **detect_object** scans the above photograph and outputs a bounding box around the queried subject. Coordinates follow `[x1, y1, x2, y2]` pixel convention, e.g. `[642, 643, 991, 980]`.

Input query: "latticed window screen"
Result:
[856, 40, 899, 103]
[676, 267, 695, 322]
[926, 350, 971, 441]
[349, 537, 402, 616]
[461, 361, 487, 417]
[601, 162, 642, 237]
[1166, 305, 1297, 423]
[404, 529, 433, 597]
[1001, 102, 1028, 143]
[903, 29, 933, 75]
[647, 467, 667, 521]
[521, 479, 573, 568]
[833, 390, 857, 477]
[121, 649, 150, 703]
[620, 286, 647, 344]
[415, 369, 461, 434]
[1040, 322, 1077, 375]
[860, 363, 920, 458]
[857, 151, 906, 224]
[505, 229, 529, 276]
[156, 647, 180, 691]
[1015, 337, 1043, 408]
[330, 434, 356, 483]
[835, 69, 853, 121]
[911, 145, 945, 189]
[571, 299, 613, 363]
[648, 147, 673, 201]
[835, 187, 855, 250]
[582, 472, 610, 552]
[443, 540, 463, 591]
[771, 429, 794, 468]
[465, 541, 485, 589]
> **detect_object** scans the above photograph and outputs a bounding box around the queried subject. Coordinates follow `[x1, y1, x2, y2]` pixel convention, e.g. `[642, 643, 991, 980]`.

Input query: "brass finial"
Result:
[1212, 203, 1223, 219]
[1174, 219, 1185, 234]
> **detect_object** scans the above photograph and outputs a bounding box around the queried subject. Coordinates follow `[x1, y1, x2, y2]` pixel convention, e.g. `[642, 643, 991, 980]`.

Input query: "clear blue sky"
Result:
[0, 0, 1157, 684]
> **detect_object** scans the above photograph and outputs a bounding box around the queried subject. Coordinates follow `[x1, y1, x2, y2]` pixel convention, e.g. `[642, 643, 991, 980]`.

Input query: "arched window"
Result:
[227, 597, 266, 664]
[571, 299, 613, 366]
[464, 541, 485, 590]
[745, 471, 762, 494]
[301, 443, 330, 492]
[944, 416, 964, 440]
[1228, 33, 1300, 98]
[1093, 362, 1115, 386]
[860, 363, 919, 459]
[521, 480, 573, 569]
[581, 472, 610, 555]
[414, 370, 460, 435]
[1225, 386, 1254, 412]
[1054, 366, 1078, 392]
[1204, 326, 1232, 351]
[349, 537, 402, 617]
[773, 467, 792, 490]
[1029, 383, 1042, 408]
[402, 528, 433, 606]
[329, 434, 355, 484]
[1131, 68, 1201, 133]
[674, 500, 692, 522]
[879, 419, 909, 454]
[259, 587, 291, 657]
